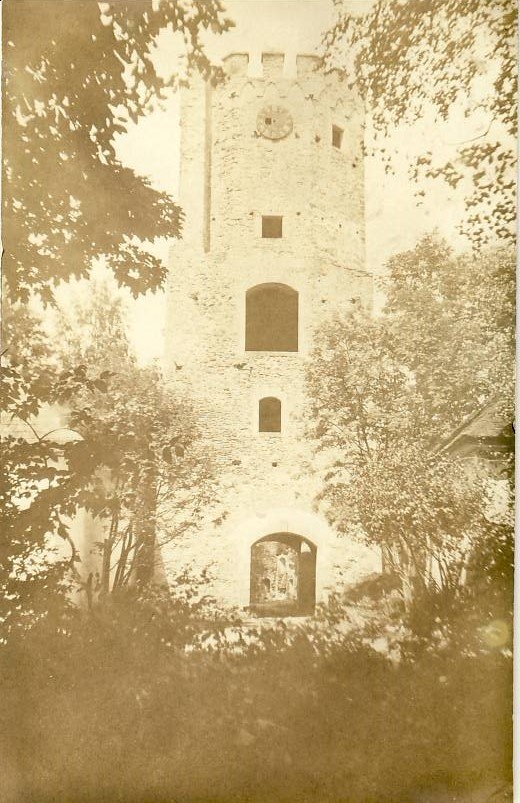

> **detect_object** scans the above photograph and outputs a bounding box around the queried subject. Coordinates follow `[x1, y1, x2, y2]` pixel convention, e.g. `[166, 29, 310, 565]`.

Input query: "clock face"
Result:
[257, 105, 293, 140]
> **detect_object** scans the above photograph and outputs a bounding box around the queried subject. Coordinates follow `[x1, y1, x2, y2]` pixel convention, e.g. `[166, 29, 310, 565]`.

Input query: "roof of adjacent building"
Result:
[434, 396, 514, 461]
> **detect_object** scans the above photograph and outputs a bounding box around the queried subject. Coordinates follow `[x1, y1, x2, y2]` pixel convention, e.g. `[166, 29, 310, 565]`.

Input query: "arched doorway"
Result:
[249, 533, 316, 616]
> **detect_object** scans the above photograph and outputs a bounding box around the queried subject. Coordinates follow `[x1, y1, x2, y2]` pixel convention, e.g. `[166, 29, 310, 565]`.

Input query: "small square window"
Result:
[262, 215, 283, 238]
[332, 125, 343, 149]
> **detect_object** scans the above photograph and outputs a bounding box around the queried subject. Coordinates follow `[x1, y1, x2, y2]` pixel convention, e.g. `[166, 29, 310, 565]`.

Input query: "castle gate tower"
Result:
[163, 53, 377, 615]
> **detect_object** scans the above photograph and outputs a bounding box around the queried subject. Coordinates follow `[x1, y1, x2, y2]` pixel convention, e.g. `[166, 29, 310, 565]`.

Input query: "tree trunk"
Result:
[132, 472, 158, 587]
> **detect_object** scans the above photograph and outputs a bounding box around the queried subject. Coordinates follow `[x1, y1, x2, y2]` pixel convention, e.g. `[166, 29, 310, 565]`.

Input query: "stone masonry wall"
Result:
[162, 53, 380, 610]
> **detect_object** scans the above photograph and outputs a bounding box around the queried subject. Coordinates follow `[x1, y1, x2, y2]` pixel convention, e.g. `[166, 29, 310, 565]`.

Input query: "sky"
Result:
[112, 0, 484, 364]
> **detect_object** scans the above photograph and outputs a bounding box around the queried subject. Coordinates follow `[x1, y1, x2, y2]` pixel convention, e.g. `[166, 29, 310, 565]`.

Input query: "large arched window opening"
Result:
[259, 397, 281, 432]
[250, 533, 316, 616]
[245, 283, 298, 352]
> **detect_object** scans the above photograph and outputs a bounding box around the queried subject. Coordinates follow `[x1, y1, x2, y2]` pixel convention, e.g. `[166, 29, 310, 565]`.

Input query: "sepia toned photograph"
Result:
[1, 1, 515, 801]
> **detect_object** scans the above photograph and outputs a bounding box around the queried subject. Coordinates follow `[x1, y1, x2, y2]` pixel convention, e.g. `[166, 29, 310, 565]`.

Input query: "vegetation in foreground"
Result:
[1, 577, 512, 803]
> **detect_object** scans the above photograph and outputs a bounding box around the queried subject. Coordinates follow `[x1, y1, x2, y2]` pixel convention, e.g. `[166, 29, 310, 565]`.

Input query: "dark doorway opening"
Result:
[249, 533, 316, 616]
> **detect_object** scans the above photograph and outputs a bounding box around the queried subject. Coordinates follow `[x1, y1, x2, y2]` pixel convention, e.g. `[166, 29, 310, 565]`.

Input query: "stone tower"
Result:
[163, 53, 378, 615]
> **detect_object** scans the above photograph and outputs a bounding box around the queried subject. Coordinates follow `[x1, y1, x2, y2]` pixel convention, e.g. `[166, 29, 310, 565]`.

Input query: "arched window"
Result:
[245, 283, 298, 352]
[259, 397, 281, 432]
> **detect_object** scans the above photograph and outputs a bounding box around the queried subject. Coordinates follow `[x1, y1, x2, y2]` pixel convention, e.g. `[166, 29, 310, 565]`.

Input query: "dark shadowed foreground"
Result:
[1, 583, 512, 803]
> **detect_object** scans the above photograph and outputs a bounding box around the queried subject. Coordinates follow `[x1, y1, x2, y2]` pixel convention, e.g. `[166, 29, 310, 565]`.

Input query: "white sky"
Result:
[112, 0, 493, 364]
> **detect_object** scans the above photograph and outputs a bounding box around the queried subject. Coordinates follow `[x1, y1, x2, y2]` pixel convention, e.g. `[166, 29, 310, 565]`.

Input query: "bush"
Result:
[1, 588, 512, 803]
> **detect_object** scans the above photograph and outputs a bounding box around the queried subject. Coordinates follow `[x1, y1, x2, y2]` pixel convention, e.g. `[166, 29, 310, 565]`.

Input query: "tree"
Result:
[1, 284, 217, 631]
[3, 0, 232, 302]
[306, 307, 487, 607]
[1, 303, 87, 638]
[381, 235, 515, 440]
[322, 0, 516, 246]
[309, 235, 514, 446]
[306, 236, 514, 609]
[1, 0, 230, 633]
[64, 362, 217, 603]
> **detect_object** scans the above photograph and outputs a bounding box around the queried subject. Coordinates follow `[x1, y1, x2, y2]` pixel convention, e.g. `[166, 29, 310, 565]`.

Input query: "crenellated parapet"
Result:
[217, 51, 360, 115]
[222, 52, 335, 80]
[221, 51, 352, 89]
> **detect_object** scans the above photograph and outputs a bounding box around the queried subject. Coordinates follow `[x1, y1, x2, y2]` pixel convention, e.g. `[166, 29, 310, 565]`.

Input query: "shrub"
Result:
[1, 589, 512, 802]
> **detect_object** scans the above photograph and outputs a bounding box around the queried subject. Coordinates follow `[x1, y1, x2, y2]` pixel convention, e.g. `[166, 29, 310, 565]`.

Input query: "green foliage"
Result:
[3, 0, 232, 302]
[306, 235, 514, 607]
[382, 236, 515, 437]
[308, 235, 514, 447]
[323, 0, 517, 244]
[1, 303, 84, 639]
[54, 280, 217, 595]
[1, 595, 512, 802]
[1, 282, 216, 633]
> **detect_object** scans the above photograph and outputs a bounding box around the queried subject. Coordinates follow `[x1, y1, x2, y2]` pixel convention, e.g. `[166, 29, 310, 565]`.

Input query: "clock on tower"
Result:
[256, 105, 293, 140]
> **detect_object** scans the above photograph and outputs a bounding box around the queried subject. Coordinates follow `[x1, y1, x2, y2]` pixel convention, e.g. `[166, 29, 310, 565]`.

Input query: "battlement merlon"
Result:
[223, 52, 250, 76]
[295, 54, 322, 80]
[221, 52, 347, 83]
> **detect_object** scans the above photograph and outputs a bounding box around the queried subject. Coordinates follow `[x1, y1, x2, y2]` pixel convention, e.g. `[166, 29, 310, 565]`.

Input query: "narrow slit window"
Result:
[262, 215, 283, 238]
[259, 397, 282, 432]
[332, 125, 343, 149]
